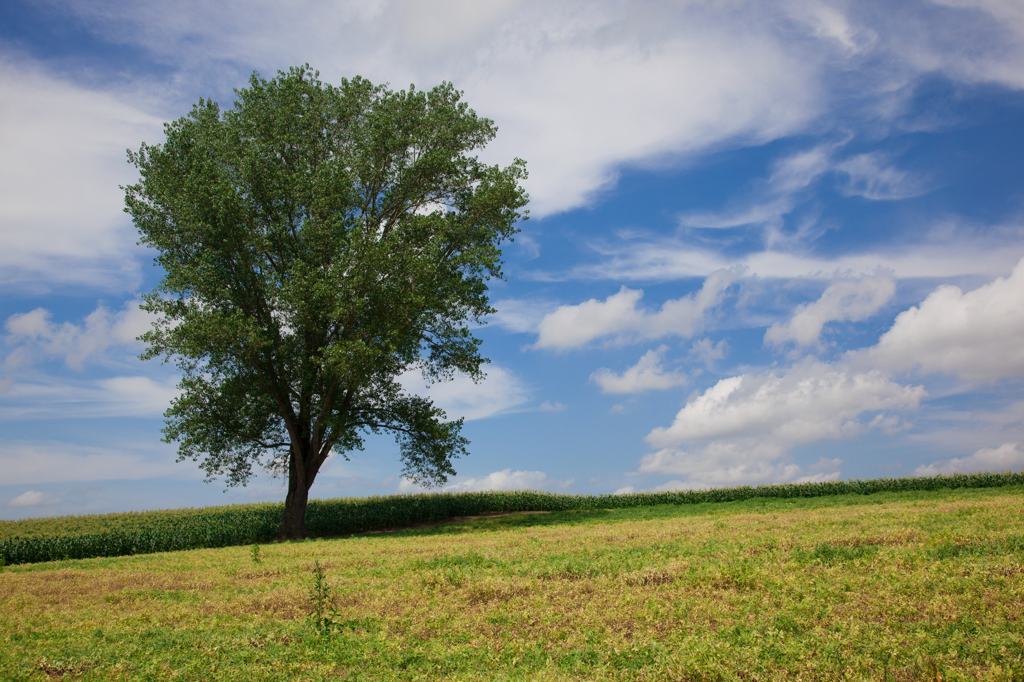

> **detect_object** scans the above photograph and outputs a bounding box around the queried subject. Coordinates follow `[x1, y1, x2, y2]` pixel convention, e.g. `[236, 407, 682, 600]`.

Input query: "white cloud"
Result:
[0, 376, 179, 420]
[533, 269, 735, 350]
[3, 0, 1024, 295]
[689, 338, 728, 365]
[0, 440, 182, 485]
[4, 300, 154, 370]
[834, 153, 929, 200]
[641, 454, 846, 490]
[0, 59, 164, 290]
[860, 256, 1024, 380]
[677, 146, 927, 251]
[5, 0, 1024, 293]
[399, 365, 529, 421]
[563, 235, 1024, 282]
[638, 360, 924, 487]
[398, 0, 525, 54]
[538, 400, 567, 412]
[646, 361, 924, 448]
[591, 346, 688, 394]
[8, 490, 61, 508]
[914, 442, 1024, 476]
[32, 0, 828, 218]
[889, 0, 1024, 89]
[765, 273, 896, 348]
[679, 145, 832, 230]
[444, 468, 550, 492]
[904, 400, 1024, 454]
[487, 298, 558, 334]
[787, 1, 877, 55]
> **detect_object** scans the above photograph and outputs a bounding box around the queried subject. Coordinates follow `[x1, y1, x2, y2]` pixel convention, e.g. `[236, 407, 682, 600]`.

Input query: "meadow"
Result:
[1, 484, 1023, 680]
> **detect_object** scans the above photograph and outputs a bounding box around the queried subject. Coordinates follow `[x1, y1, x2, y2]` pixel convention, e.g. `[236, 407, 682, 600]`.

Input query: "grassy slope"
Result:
[1, 487, 1023, 681]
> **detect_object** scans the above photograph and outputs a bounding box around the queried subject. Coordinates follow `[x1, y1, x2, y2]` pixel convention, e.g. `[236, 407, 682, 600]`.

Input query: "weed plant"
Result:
[307, 559, 336, 637]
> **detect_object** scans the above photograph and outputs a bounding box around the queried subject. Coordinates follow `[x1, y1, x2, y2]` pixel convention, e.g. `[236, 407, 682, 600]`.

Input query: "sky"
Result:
[2, 0, 1024, 519]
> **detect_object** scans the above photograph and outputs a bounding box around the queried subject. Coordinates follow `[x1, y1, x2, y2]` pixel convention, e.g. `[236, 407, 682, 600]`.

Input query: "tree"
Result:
[124, 65, 528, 539]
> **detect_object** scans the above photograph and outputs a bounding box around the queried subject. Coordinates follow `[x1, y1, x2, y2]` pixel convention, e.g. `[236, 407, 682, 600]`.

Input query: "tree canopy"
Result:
[124, 65, 528, 538]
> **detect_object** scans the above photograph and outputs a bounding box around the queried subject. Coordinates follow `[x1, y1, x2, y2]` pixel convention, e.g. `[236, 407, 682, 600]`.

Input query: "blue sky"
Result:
[2, 0, 1024, 518]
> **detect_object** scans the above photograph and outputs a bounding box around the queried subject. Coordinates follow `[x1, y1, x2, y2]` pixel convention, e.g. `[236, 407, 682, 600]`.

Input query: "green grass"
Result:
[4, 471, 1024, 565]
[1, 485, 1023, 680]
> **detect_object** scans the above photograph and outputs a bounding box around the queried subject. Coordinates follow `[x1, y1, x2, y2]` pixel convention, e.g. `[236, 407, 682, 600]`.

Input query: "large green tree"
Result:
[125, 66, 528, 539]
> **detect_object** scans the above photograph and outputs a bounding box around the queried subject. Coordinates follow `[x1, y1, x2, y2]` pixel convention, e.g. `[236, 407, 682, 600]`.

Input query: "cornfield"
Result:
[2, 471, 1021, 566]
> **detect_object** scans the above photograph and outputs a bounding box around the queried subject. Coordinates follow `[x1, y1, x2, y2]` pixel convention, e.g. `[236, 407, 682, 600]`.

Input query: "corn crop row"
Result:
[3, 471, 1022, 565]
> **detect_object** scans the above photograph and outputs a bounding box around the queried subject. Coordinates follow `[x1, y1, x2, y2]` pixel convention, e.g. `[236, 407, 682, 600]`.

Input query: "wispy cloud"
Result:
[678, 145, 929, 252]
[678, 145, 833, 231]
[5, 0, 1023, 292]
[559, 235, 1024, 282]
[0, 440, 183, 486]
[0, 376, 179, 420]
[834, 152, 931, 200]
[0, 59, 163, 291]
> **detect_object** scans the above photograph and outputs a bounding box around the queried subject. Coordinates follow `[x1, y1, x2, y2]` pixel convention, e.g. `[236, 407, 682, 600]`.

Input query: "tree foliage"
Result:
[124, 65, 528, 537]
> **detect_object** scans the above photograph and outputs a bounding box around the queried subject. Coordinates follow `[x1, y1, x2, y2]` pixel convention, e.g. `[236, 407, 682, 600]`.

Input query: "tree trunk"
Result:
[278, 470, 310, 540]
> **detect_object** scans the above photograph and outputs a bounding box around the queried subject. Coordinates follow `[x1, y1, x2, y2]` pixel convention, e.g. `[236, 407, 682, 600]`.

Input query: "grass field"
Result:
[1, 486, 1023, 680]
[4, 473, 1022, 566]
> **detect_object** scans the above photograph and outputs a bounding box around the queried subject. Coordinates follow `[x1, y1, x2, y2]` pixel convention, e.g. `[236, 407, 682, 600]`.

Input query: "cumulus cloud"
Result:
[689, 338, 729, 365]
[647, 457, 844, 491]
[859, 256, 1024, 380]
[4, 300, 153, 370]
[638, 360, 925, 487]
[914, 442, 1024, 476]
[8, 490, 61, 508]
[444, 468, 550, 492]
[533, 270, 735, 350]
[399, 365, 529, 421]
[765, 273, 896, 348]
[538, 400, 567, 412]
[646, 361, 924, 448]
[396, 467, 561, 493]
[591, 346, 688, 394]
